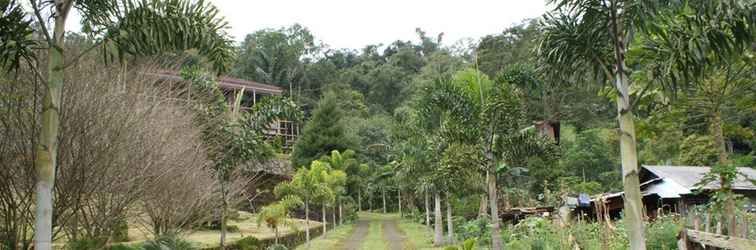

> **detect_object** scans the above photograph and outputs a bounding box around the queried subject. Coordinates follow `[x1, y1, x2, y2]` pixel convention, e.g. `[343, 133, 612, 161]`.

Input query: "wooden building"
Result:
[145, 71, 299, 150]
[583, 165, 756, 220]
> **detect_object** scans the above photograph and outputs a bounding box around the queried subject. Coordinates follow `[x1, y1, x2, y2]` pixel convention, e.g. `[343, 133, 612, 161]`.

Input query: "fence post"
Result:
[677, 229, 688, 250]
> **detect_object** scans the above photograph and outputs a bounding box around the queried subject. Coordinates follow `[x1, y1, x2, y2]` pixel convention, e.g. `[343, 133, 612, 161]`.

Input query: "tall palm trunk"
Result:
[445, 192, 454, 244]
[358, 189, 362, 211]
[274, 228, 279, 244]
[610, 4, 646, 248]
[332, 206, 336, 228]
[478, 194, 488, 218]
[382, 189, 387, 213]
[220, 179, 228, 248]
[322, 205, 327, 237]
[487, 170, 502, 250]
[398, 188, 402, 217]
[433, 192, 443, 246]
[478, 173, 489, 218]
[425, 191, 431, 231]
[305, 201, 310, 245]
[34, 4, 71, 250]
[339, 200, 343, 225]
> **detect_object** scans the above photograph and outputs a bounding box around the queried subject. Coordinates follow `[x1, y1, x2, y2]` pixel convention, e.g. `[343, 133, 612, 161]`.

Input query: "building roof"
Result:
[145, 71, 283, 95]
[216, 76, 282, 95]
[643, 165, 756, 191]
[593, 165, 756, 202]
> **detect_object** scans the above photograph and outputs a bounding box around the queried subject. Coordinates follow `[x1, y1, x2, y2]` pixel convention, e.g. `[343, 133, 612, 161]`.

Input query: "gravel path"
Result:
[339, 218, 370, 250]
[381, 218, 407, 250]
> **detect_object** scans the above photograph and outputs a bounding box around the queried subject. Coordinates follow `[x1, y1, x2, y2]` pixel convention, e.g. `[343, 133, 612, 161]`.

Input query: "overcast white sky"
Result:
[208, 0, 549, 49]
[66, 0, 549, 50]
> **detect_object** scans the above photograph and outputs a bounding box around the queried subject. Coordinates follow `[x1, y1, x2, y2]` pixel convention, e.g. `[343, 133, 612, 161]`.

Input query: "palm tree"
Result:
[185, 67, 301, 247]
[320, 150, 357, 224]
[421, 69, 558, 249]
[538, 1, 754, 248]
[257, 195, 303, 244]
[0, 1, 234, 249]
[274, 160, 333, 245]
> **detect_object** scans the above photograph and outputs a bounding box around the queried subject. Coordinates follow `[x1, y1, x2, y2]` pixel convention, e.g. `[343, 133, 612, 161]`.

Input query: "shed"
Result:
[586, 165, 756, 220]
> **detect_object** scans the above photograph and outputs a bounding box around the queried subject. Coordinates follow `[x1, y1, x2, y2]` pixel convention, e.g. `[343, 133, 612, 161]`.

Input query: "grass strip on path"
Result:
[294, 223, 354, 250]
[358, 212, 389, 250]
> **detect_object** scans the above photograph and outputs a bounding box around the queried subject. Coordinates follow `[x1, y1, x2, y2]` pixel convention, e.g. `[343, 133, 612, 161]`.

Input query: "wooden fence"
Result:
[678, 210, 756, 250]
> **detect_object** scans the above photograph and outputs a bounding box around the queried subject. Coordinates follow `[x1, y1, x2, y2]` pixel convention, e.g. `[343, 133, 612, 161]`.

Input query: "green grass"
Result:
[294, 223, 354, 250]
[358, 213, 388, 250]
[398, 217, 446, 250]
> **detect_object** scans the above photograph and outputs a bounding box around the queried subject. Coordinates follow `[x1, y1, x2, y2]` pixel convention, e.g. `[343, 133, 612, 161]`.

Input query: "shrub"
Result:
[265, 244, 288, 250]
[111, 218, 130, 242]
[236, 236, 263, 250]
[65, 238, 107, 250]
[646, 215, 682, 250]
[456, 217, 490, 246]
[141, 234, 196, 250]
[106, 244, 139, 250]
[199, 221, 240, 232]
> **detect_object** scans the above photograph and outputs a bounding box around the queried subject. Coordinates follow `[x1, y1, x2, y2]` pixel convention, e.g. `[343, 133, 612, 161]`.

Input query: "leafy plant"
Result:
[236, 236, 263, 250]
[265, 244, 288, 250]
[141, 234, 196, 250]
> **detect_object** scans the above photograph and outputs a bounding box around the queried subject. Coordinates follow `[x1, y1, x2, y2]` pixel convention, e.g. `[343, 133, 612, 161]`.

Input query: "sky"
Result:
[64, 0, 549, 50]
[207, 0, 549, 49]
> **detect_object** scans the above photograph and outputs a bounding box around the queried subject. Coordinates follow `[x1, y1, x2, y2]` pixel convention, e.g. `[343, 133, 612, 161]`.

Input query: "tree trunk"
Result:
[382, 189, 387, 213]
[425, 191, 431, 231]
[358, 189, 362, 211]
[35, 4, 71, 250]
[433, 192, 443, 246]
[305, 201, 310, 245]
[478, 172, 491, 218]
[478, 194, 488, 218]
[446, 192, 454, 244]
[711, 111, 736, 235]
[488, 170, 503, 250]
[275, 228, 279, 244]
[398, 188, 402, 217]
[613, 35, 647, 250]
[332, 206, 336, 228]
[322, 205, 327, 237]
[220, 179, 228, 248]
[339, 201, 343, 225]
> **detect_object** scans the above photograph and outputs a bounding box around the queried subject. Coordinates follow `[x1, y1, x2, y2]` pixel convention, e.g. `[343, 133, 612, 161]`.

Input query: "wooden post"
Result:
[677, 229, 688, 250]
[693, 214, 700, 231]
[704, 213, 710, 233]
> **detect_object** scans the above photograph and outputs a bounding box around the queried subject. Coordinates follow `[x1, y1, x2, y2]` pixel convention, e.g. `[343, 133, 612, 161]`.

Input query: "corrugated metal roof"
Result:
[643, 165, 756, 191]
[144, 71, 283, 95]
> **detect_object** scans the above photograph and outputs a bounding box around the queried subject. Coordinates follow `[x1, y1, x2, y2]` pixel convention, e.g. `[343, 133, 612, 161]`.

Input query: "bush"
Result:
[141, 234, 196, 250]
[265, 244, 288, 250]
[456, 216, 490, 246]
[66, 238, 107, 250]
[199, 220, 240, 232]
[106, 244, 140, 250]
[236, 236, 263, 250]
[112, 218, 130, 242]
[646, 215, 682, 250]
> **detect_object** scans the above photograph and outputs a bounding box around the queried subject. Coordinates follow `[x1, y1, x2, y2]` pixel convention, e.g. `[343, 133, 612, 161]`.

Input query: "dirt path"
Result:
[339, 218, 370, 250]
[381, 219, 407, 250]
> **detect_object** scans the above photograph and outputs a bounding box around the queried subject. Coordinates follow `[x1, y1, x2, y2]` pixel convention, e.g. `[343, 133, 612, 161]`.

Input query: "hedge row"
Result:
[202, 226, 325, 250]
